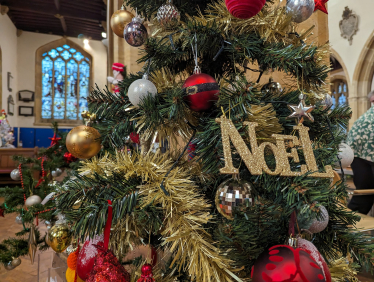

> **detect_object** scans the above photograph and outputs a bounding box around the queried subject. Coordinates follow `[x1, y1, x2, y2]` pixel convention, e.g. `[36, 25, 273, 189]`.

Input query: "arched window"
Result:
[330, 79, 348, 109]
[35, 38, 92, 126]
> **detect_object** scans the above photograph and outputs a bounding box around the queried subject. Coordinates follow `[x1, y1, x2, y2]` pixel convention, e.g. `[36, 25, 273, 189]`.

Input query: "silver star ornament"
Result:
[287, 97, 315, 124]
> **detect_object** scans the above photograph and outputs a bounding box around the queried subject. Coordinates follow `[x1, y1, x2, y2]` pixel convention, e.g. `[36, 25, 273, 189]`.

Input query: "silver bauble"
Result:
[124, 16, 148, 47]
[286, 0, 315, 23]
[4, 262, 14, 270]
[308, 205, 329, 234]
[128, 74, 158, 106]
[261, 78, 282, 95]
[15, 215, 23, 224]
[10, 169, 21, 181]
[335, 143, 354, 168]
[157, 0, 180, 29]
[10, 257, 21, 268]
[51, 168, 63, 178]
[25, 195, 42, 207]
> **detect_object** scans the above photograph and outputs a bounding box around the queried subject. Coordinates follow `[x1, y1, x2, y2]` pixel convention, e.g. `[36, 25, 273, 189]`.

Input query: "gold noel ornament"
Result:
[46, 223, 72, 253]
[110, 6, 135, 38]
[66, 112, 101, 159]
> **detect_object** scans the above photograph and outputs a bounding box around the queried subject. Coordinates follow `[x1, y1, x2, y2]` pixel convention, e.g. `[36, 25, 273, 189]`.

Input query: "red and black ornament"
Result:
[225, 0, 266, 19]
[251, 244, 327, 282]
[182, 73, 219, 112]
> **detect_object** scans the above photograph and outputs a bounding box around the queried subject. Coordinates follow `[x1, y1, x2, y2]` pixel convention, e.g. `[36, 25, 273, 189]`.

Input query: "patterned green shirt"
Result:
[347, 106, 374, 162]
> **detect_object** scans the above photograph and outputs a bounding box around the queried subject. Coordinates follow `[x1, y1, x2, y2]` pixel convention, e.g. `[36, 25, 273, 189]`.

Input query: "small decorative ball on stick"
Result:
[251, 244, 327, 281]
[137, 263, 155, 282]
[182, 72, 220, 112]
[111, 6, 135, 38]
[215, 177, 254, 220]
[51, 168, 63, 178]
[128, 74, 158, 106]
[46, 223, 72, 253]
[286, 0, 315, 23]
[10, 168, 21, 181]
[335, 143, 354, 168]
[25, 195, 42, 207]
[124, 15, 148, 47]
[157, 0, 180, 29]
[261, 78, 282, 95]
[225, 0, 266, 19]
[66, 125, 101, 159]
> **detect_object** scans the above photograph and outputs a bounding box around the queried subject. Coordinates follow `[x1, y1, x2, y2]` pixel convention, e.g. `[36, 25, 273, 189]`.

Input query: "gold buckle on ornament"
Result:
[186, 86, 198, 95]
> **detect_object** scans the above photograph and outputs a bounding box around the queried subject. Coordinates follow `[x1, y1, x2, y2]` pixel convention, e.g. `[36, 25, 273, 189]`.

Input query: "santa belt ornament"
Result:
[216, 116, 334, 178]
[184, 83, 220, 96]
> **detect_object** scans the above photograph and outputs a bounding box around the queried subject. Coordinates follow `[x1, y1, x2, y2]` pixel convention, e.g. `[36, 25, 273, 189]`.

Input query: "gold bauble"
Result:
[66, 125, 101, 159]
[111, 8, 134, 38]
[46, 223, 72, 253]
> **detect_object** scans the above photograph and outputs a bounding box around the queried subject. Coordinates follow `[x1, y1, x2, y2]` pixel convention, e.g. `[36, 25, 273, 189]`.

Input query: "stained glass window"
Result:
[330, 80, 348, 109]
[40, 43, 91, 122]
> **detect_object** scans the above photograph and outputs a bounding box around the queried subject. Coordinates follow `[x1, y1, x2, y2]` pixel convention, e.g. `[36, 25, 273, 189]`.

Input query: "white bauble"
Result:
[51, 168, 63, 178]
[335, 143, 354, 168]
[128, 74, 157, 106]
[25, 195, 42, 207]
[10, 169, 21, 181]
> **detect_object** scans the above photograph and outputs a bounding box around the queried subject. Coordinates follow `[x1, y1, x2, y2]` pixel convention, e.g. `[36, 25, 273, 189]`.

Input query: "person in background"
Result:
[347, 90, 374, 214]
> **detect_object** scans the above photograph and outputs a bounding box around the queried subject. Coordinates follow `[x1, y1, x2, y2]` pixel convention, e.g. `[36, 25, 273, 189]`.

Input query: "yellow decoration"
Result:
[66, 267, 84, 282]
[332, 170, 341, 186]
[66, 125, 101, 159]
[79, 151, 241, 282]
[28, 225, 37, 265]
[46, 223, 72, 253]
[216, 116, 334, 178]
[110, 7, 135, 38]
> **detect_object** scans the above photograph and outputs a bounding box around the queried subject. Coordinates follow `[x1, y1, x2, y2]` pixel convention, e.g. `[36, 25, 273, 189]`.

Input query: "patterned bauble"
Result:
[51, 168, 63, 178]
[111, 6, 135, 38]
[225, 0, 266, 19]
[261, 78, 282, 95]
[10, 168, 20, 181]
[297, 239, 331, 282]
[182, 73, 219, 112]
[215, 178, 253, 220]
[298, 205, 329, 234]
[77, 235, 104, 280]
[86, 248, 130, 282]
[66, 125, 101, 159]
[10, 257, 21, 268]
[46, 223, 72, 253]
[335, 143, 354, 168]
[25, 195, 42, 207]
[286, 0, 315, 23]
[157, 0, 180, 29]
[137, 263, 155, 282]
[128, 74, 158, 106]
[124, 16, 148, 47]
[251, 244, 326, 281]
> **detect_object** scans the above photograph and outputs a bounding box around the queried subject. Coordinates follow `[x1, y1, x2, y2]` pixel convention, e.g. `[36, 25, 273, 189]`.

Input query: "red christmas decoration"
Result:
[182, 73, 219, 112]
[76, 235, 105, 280]
[49, 133, 62, 147]
[314, 0, 328, 14]
[86, 247, 130, 282]
[0, 207, 4, 217]
[137, 263, 155, 282]
[251, 244, 326, 282]
[64, 152, 78, 164]
[130, 132, 140, 144]
[298, 239, 331, 282]
[225, 0, 266, 19]
[187, 142, 196, 161]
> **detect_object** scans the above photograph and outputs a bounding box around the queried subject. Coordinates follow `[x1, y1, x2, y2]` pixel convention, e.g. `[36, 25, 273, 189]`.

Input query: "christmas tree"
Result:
[0, 123, 79, 267]
[24, 0, 374, 281]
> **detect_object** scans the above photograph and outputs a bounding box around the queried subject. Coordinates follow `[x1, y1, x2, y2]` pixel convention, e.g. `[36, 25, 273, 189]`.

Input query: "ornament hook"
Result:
[191, 33, 201, 74]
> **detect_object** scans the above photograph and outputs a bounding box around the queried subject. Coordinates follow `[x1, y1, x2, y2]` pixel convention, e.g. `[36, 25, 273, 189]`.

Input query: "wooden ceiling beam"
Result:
[2, 0, 105, 22]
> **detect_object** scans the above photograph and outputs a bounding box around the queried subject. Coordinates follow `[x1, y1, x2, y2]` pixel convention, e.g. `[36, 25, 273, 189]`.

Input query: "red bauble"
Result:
[137, 263, 155, 282]
[225, 0, 266, 19]
[64, 152, 78, 164]
[182, 73, 219, 112]
[76, 235, 104, 280]
[130, 132, 140, 144]
[298, 239, 331, 282]
[0, 207, 4, 217]
[251, 244, 326, 282]
[86, 248, 130, 282]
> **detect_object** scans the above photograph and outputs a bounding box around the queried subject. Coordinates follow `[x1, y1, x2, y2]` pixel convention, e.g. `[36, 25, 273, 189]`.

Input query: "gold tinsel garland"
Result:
[79, 151, 241, 282]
